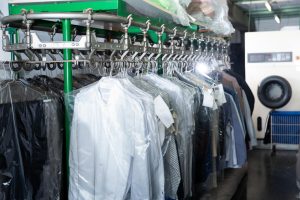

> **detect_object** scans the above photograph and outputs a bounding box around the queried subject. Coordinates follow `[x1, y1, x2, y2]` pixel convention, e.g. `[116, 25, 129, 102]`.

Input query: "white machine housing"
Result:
[245, 30, 300, 139]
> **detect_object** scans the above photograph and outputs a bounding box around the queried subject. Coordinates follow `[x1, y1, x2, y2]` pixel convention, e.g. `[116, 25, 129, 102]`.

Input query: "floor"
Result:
[247, 149, 299, 200]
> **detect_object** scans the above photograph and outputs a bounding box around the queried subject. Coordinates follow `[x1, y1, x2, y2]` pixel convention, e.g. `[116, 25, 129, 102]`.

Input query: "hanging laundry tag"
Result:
[218, 84, 227, 104]
[212, 100, 218, 110]
[158, 122, 165, 147]
[214, 84, 227, 105]
[202, 89, 214, 108]
[154, 95, 174, 128]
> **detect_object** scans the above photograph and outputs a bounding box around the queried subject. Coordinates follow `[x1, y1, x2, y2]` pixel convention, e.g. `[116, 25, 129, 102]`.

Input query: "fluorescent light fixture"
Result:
[274, 14, 281, 23]
[265, 1, 272, 12]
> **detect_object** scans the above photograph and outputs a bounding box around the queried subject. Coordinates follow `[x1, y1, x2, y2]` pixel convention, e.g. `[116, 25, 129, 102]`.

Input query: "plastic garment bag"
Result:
[174, 70, 216, 195]
[129, 77, 181, 200]
[0, 80, 64, 200]
[186, 0, 234, 35]
[142, 74, 193, 198]
[68, 77, 164, 200]
[119, 78, 164, 199]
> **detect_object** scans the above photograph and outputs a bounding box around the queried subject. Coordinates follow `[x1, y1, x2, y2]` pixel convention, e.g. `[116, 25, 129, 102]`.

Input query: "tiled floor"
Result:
[247, 149, 299, 200]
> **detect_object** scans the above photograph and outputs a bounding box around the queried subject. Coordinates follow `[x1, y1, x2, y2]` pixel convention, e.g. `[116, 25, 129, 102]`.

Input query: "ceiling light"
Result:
[274, 14, 281, 24]
[265, 1, 272, 12]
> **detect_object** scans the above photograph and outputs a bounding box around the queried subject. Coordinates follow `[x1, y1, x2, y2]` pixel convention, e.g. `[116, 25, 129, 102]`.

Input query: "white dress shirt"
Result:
[69, 78, 154, 200]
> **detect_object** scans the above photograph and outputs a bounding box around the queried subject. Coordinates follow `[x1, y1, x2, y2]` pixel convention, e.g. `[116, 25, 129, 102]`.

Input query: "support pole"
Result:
[62, 19, 72, 181]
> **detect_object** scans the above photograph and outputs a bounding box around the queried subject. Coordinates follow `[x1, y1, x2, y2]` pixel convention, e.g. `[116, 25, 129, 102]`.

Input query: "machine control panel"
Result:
[248, 52, 293, 63]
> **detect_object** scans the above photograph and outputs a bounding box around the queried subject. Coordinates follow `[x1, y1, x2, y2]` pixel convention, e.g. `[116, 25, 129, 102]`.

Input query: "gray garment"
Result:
[143, 74, 192, 198]
[210, 109, 219, 188]
[163, 133, 181, 199]
[129, 78, 171, 107]
[166, 77, 198, 197]
[242, 90, 257, 147]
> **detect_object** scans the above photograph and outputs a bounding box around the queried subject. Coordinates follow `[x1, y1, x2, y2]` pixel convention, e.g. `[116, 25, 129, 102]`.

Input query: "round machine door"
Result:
[257, 76, 292, 109]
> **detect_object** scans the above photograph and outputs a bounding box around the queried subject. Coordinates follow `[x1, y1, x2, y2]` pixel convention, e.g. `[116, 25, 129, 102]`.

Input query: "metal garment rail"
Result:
[1, 12, 221, 38]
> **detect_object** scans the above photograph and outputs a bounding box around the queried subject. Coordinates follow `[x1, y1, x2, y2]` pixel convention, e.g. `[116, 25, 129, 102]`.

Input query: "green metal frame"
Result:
[9, 1, 118, 14]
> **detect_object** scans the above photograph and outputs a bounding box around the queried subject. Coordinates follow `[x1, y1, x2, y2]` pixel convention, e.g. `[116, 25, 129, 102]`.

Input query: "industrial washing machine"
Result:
[245, 30, 300, 139]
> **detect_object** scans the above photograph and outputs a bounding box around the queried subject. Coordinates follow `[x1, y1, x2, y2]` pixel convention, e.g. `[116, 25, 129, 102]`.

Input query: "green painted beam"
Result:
[9, 0, 118, 14]
[9, 0, 200, 43]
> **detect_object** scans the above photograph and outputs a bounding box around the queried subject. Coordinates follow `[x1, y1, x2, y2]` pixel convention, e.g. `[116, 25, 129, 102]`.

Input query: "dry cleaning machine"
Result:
[245, 30, 300, 139]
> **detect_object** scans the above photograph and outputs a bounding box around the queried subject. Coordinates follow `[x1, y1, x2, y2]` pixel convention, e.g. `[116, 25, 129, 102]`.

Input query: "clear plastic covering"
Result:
[66, 73, 220, 199]
[186, 0, 235, 35]
[142, 74, 194, 198]
[0, 79, 64, 199]
[67, 77, 165, 200]
[0, 60, 250, 199]
[124, 0, 234, 35]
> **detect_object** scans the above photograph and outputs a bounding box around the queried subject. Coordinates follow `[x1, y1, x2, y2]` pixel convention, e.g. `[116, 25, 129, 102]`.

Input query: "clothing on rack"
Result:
[0, 63, 255, 200]
[224, 69, 255, 115]
[68, 77, 164, 200]
[67, 66, 254, 199]
[0, 80, 64, 200]
[0, 73, 100, 200]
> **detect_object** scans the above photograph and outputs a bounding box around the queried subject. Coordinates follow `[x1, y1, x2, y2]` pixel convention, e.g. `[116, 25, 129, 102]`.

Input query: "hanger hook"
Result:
[121, 14, 133, 29]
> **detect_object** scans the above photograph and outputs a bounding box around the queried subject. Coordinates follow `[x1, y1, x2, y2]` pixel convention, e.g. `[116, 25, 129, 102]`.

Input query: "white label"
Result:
[158, 122, 165, 147]
[154, 95, 174, 128]
[202, 89, 214, 108]
[212, 100, 218, 110]
[215, 84, 227, 105]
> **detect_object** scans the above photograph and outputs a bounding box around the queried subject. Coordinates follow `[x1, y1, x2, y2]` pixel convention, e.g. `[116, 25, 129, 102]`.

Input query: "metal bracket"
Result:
[91, 33, 126, 51]
[31, 32, 88, 49]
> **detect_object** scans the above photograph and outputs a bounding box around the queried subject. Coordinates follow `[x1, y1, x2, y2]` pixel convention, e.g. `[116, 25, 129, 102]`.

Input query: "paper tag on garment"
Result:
[214, 84, 227, 106]
[202, 89, 215, 108]
[158, 122, 166, 147]
[212, 100, 218, 110]
[154, 95, 174, 128]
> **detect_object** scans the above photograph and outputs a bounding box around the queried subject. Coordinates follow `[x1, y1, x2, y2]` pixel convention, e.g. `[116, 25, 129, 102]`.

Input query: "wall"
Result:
[255, 17, 300, 32]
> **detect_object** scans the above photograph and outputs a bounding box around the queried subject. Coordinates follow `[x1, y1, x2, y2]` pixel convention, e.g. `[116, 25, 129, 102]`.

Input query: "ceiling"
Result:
[231, 0, 300, 19]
